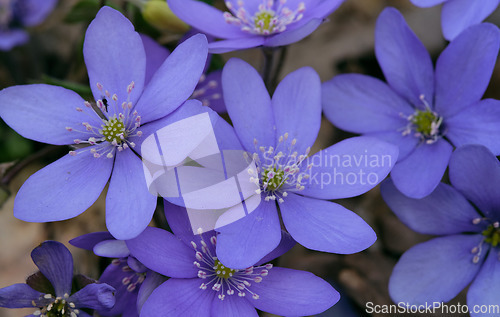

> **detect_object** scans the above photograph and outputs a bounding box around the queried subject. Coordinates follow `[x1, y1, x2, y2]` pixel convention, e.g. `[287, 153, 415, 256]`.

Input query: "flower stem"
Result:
[0, 145, 63, 186]
[262, 47, 276, 91]
[261, 46, 287, 92]
[272, 46, 287, 88]
[152, 199, 170, 231]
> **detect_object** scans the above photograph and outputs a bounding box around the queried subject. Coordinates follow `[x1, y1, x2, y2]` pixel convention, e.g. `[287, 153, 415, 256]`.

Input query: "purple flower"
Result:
[126, 201, 340, 317]
[191, 70, 225, 113]
[0, 241, 115, 317]
[213, 58, 398, 269]
[0, 6, 208, 239]
[0, 0, 57, 50]
[70, 232, 166, 317]
[381, 145, 500, 315]
[322, 7, 500, 199]
[411, 0, 499, 40]
[168, 0, 346, 53]
[141, 32, 226, 112]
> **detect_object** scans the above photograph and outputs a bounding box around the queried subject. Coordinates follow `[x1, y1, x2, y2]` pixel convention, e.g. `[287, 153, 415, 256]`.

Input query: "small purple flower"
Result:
[411, 0, 499, 40]
[141, 32, 226, 112]
[70, 232, 166, 317]
[0, 0, 57, 50]
[126, 201, 340, 317]
[322, 7, 500, 199]
[0, 6, 208, 239]
[191, 70, 225, 113]
[168, 0, 346, 53]
[0, 241, 115, 317]
[381, 145, 500, 315]
[213, 58, 398, 269]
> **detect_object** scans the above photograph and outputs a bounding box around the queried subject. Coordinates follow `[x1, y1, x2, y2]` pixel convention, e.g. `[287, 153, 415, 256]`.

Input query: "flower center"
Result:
[247, 133, 312, 203]
[192, 234, 272, 300]
[33, 294, 78, 317]
[112, 258, 147, 293]
[214, 259, 236, 279]
[411, 109, 440, 137]
[223, 0, 305, 35]
[482, 223, 500, 247]
[100, 115, 126, 145]
[65, 82, 142, 159]
[191, 74, 222, 108]
[45, 299, 67, 317]
[262, 167, 285, 191]
[254, 10, 275, 33]
[471, 218, 500, 264]
[401, 95, 443, 144]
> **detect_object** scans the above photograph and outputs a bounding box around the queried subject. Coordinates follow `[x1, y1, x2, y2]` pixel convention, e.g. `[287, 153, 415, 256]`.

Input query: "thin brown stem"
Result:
[271, 46, 287, 89]
[261, 47, 276, 91]
[1, 145, 63, 186]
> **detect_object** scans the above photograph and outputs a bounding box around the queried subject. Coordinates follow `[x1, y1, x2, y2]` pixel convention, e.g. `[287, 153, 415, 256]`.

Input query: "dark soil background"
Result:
[1, 0, 500, 316]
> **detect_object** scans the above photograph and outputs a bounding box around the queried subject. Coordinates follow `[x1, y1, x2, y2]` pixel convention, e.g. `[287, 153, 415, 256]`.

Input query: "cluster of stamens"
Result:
[246, 133, 312, 203]
[401, 95, 443, 144]
[65, 82, 142, 159]
[470, 218, 500, 264]
[223, 0, 305, 35]
[192, 232, 272, 301]
[32, 293, 79, 317]
[111, 258, 146, 293]
[191, 74, 222, 107]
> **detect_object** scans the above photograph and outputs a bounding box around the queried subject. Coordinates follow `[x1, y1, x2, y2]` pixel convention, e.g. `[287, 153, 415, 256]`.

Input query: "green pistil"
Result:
[482, 224, 500, 247]
[101, 116, 126, 144]
[262, 167, 285, 191]
[214, 259, 235, 279]
[254, 10, 274, 32]
[46, 299, 68, 317]
[411, 110, 439, 136]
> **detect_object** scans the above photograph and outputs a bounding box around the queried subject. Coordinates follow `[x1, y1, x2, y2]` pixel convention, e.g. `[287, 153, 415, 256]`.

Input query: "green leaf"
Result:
[40, 75, 93, 99]
[64, 0, 100, 24]
[4, 130, 33, 160]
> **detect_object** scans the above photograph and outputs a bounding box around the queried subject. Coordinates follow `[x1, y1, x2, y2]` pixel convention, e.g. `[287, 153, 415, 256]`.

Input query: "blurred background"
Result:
[1, 0, 500, 316]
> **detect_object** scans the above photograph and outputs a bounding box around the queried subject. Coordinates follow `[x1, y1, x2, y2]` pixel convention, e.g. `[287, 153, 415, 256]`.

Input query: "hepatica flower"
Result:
[381, 145, 500, 315]
[126, 202, 339, 317]
[322, 7, 500, 199]
[191, 71, 225, 113]
[411, 0, 499, 40]
[142, 32, 226, 112]
[0, 241, 115, 317]
[168, 0, 346, 53]
[214, 58, 398, 269]
[70, 232, 166, 317]
[0, 6, 208, 239]
[0, 0, 57, 50]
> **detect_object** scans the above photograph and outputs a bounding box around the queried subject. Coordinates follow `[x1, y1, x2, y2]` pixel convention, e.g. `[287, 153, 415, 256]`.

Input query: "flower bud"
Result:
[142, 0, 189, 33]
